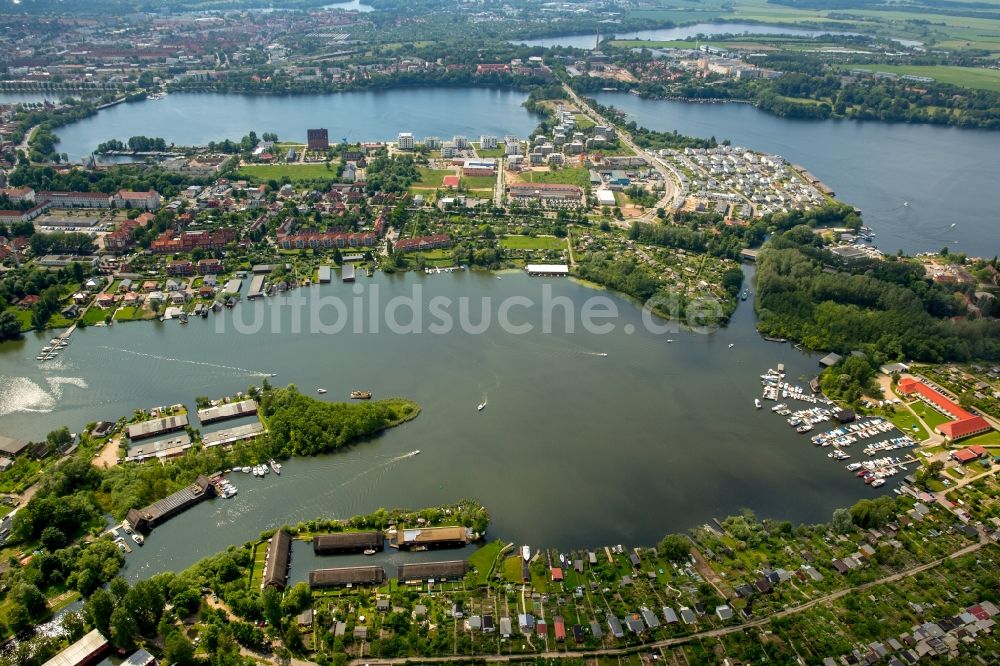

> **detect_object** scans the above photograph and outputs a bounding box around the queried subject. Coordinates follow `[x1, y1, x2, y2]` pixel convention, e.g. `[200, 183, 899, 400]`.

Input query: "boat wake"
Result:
[0, 375, 88, 416]
[99, 346, 272, 376]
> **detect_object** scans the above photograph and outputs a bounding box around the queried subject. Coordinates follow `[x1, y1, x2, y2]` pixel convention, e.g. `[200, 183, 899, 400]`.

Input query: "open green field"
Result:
[472, 143, 505, 158]
[467, 540, 504, 585]
[412, 167, 454, 189]
[574, 114, 596, 130]
[500, 235, 566, 250]
[960, 429, 1000, 448]
[114, 306, 148, 322]
[460, 174, 496, 190]
[844, 65, 1000, 92]
[517, 166, 591, 189]
[81, 307, 111, 325]
[887, 408, 929, 441]
[908, 401, 951, 430]
[238, 163, 338, 182]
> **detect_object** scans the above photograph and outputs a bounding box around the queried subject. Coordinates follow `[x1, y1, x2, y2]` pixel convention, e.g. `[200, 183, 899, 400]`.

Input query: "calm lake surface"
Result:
[53, 89, 541, 161]
[517, 23, 855, 49]
[593, 92, 1000, 256]
[0, 269, 892, 576]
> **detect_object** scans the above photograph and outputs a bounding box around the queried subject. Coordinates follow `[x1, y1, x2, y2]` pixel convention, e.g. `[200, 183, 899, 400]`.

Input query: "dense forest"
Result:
[260, 386, 419, 456]
[755, 226, 1000, 362]
[6, 164, 208, 198]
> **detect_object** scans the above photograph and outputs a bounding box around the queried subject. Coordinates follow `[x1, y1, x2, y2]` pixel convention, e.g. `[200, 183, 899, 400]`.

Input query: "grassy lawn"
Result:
[499, 235, 566, 250]
[460, 174, 496, 190]
[909, 402, 951, 430]
[473, 144, 505, 158]
[959, 430, 1000, 448]
[886, 408, 929, 441]
[411, 249, 455, 267]
[114, 306, 148, 321]
[413, 167, 455, 189]
[574, 114, 596, 130]
[842, 65, 1000, 92]
[518, 166, 591, 189]
[237, 163, 338, 182]
[467, 540, 504, 585]
[5, 308, 33, 332]
[81, 307, 111, 325]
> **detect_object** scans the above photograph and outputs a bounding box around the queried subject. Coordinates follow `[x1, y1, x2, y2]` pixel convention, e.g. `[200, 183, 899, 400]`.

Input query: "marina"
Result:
[756, 366, 918, 491]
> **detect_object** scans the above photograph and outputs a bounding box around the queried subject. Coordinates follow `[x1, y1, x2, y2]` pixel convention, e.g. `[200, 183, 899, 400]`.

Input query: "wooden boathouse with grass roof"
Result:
[397, 560, 469, 583]
[262, 529, 292, 590]
[312, 531, 383, 555]
[309, 566, 386, 588]
[125, 475, 214, 533]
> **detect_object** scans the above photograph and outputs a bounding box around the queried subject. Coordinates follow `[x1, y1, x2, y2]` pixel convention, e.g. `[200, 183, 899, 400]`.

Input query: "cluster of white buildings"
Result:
[665, 145, 825, 218]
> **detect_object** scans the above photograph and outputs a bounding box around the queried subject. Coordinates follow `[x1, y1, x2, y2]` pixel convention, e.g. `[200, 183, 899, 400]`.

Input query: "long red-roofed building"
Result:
[897, 377, 991, 442]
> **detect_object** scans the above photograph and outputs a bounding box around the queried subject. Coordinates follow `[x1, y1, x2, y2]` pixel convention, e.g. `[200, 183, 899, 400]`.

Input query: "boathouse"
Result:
[312, 531, 383, 555]
[309, 566, 385, 588]
[262, 529, 291, 590]
[201, 421, 265, 448]
[525, 263, 569, 277]
[197, 399, 258, 424]
[125, 475, 214, 533]
[42, 629, 110, 666]
[125, 434, 192, 462]
[127, 413, 189, 441]
[397, 560, 469, 583]
[393, 525, 469, 550]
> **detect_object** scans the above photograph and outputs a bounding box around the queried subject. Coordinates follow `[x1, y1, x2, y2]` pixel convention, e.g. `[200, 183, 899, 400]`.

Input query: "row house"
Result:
[394, 234, 451, 253]
[37, 191, 112, 208]
[277, 231, 376, 250]
[197, 258, 222, 274]
[167, 260, 194, 276]
[150, 229, 237, 253]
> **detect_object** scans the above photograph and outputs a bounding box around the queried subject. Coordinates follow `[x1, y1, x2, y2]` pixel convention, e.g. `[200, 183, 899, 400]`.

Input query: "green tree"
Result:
[261, 586, 282, 628]
[0, 311, 22, 341]
[832, 507, 853, 534]
[164, 631, 197, 666]
[85, 588, 114, 636]
[658, 534, 691, 562]
[110, 605, 139, 649]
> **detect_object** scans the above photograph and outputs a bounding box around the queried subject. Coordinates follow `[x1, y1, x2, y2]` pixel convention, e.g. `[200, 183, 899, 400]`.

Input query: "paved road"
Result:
[561, 83, 680, 220]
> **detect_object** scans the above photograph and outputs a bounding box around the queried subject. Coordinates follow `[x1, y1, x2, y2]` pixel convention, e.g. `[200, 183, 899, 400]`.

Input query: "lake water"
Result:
[323, 0, 374, 11]
[593, 92, 1000, 256]
[0, 269, 893, 575]
[517, 22, 856, 49]
[53, 89, 541, 160]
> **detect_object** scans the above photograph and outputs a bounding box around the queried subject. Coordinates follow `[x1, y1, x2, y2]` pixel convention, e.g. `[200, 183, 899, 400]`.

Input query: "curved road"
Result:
[561, 82, 681, 220]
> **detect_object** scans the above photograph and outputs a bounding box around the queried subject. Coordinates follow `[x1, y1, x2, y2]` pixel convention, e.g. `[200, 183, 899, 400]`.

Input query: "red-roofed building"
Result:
[953, 445, 988, 464]
[394, 234, 451, 253]
[550, 567, 563, 582]
[553, 616, 566, 642]
[897, 377, 992, 442]
[114, 190, 161, 211]
[477, 64, 510, 74]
